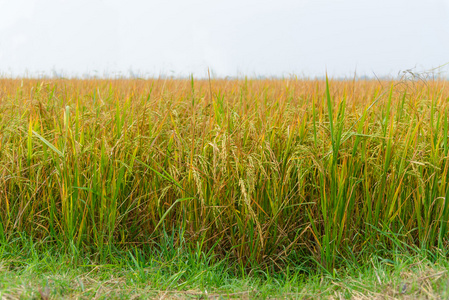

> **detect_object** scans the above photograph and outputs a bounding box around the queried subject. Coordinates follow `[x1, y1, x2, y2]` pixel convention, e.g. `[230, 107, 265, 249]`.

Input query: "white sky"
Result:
[0, 0, 448, 78]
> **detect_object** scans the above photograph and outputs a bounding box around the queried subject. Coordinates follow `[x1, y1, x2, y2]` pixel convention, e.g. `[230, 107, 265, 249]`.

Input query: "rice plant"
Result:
[1, 77, 448, 271]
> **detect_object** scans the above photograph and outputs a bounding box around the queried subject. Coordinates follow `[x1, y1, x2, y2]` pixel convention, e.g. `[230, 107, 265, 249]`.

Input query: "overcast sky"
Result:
[1, 0, 448, 78]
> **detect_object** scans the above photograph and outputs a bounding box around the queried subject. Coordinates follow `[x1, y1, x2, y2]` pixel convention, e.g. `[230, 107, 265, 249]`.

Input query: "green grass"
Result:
[2, 234, 449, 299]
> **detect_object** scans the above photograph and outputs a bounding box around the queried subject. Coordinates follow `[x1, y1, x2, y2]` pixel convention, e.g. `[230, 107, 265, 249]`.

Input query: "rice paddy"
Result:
[1, 77, 449, 277]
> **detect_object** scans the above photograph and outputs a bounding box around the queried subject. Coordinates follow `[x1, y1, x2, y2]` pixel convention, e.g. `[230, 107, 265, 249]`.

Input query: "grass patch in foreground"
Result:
[2, 235, 449, 299]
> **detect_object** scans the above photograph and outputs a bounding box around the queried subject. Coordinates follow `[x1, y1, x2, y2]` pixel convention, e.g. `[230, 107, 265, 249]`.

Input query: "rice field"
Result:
[1, 77, 449, 272]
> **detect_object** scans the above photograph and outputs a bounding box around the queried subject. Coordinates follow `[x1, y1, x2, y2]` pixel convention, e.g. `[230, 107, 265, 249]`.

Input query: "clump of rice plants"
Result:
[1, 77, 448, 271]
